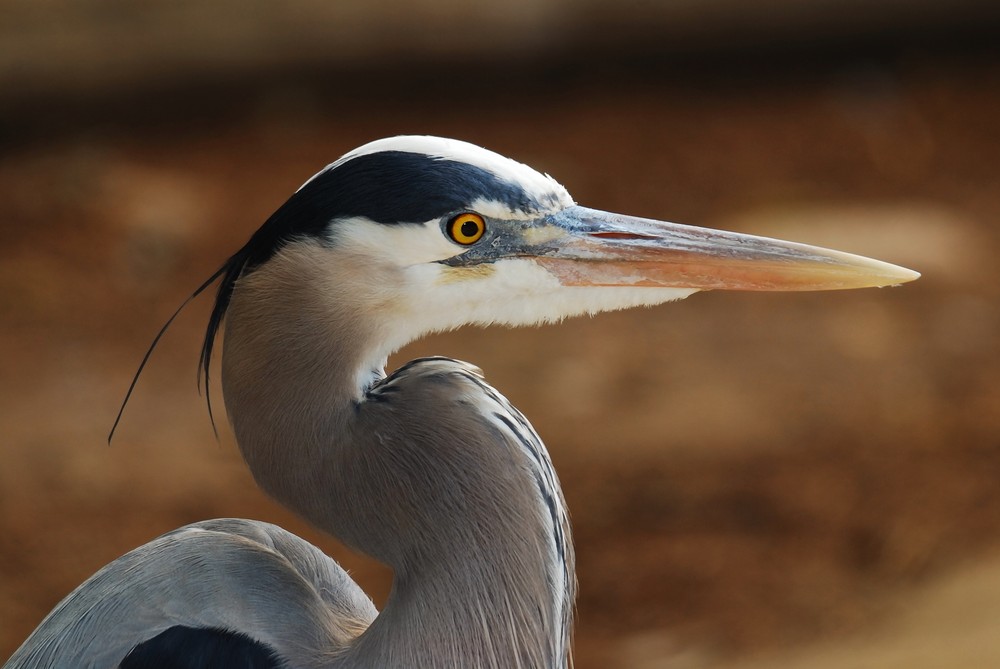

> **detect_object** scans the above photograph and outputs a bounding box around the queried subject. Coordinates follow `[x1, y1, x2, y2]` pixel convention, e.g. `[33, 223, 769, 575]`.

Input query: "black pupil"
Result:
[460, 220, 480, 238]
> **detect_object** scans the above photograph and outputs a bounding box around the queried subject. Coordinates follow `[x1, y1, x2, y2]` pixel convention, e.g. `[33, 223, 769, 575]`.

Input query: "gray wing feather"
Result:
[4, 519, 377, 669]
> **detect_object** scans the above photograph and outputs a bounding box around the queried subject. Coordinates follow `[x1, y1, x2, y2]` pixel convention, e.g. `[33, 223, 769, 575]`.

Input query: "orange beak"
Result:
[527, 206, 919, 291]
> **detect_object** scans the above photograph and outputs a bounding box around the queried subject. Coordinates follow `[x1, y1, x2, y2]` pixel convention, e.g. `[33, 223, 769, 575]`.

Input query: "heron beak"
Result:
[529, 206, 919, 291]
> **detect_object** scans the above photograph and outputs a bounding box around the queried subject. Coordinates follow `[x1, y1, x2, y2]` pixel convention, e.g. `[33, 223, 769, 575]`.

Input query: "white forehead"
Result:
[307, 135, 574, 213]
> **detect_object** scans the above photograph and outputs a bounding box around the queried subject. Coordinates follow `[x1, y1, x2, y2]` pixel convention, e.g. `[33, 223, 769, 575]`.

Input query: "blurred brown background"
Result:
[2, 1, 1000, 666]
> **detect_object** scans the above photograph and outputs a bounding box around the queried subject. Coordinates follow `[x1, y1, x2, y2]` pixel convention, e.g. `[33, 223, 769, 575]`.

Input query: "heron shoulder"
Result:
[4, 519, 376, 669]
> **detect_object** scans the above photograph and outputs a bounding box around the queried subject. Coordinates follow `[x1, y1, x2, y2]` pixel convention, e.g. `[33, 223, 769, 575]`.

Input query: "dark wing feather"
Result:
[119, 626, 286, 669]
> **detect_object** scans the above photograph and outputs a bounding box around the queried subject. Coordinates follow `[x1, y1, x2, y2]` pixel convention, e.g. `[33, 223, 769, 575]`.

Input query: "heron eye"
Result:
[447, 213, 486, 245]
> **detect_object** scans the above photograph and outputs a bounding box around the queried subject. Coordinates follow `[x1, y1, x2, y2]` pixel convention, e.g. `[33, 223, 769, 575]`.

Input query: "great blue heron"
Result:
[4, 136, 917, 668]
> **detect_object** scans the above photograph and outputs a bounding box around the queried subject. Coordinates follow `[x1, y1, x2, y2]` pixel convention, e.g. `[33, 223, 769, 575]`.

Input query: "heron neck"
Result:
[220, 242, 398, 520]
[221, 244, 571, 668]
[344, 563, 564, 668]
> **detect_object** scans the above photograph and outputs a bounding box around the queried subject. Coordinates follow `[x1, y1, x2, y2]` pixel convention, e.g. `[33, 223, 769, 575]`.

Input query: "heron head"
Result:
[203, 135, 919, 382]
[107, 135, 918, 440]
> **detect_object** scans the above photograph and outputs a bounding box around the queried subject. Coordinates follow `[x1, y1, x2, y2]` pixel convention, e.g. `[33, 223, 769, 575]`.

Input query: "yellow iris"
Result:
[448, 213, 486, 245]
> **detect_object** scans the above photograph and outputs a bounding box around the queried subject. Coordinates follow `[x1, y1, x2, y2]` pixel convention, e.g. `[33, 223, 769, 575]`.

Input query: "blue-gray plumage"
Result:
[4, 136, 917, 669]
[9, 520, 376, 667]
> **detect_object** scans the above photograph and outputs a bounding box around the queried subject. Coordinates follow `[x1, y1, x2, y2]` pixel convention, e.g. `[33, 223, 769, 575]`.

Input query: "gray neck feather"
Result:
[221, 241, 572, 668]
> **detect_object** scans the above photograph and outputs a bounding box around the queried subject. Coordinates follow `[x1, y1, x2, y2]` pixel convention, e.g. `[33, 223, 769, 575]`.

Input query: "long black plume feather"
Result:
[108, 266, 227, 443]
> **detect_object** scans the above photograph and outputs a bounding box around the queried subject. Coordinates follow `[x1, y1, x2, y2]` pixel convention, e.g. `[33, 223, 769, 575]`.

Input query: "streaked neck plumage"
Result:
[221, 240, 573, 668]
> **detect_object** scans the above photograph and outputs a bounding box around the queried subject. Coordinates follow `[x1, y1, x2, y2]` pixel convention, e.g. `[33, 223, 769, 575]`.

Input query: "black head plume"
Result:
[107, 166, 337, 441]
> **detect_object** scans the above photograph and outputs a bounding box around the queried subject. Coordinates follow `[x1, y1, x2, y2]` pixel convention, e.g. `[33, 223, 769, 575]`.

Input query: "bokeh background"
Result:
[2, 1, 1000, 666]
